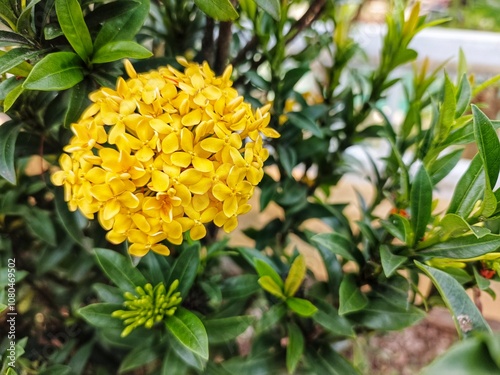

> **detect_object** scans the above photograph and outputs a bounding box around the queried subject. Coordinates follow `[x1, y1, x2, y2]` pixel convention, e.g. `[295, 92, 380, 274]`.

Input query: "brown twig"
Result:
[214, 20, 233, 75]
[202, 17, 215, 65]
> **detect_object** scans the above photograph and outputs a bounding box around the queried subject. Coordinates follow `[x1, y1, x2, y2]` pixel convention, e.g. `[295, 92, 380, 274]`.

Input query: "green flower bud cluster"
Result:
[112, 279, 182, 337]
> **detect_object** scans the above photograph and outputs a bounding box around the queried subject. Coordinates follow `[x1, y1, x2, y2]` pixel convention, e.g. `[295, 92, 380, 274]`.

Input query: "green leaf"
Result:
[472, 267, 491, 291]
[252, 0, 280, 21]
[338, 274, 368, 315]
[455, 73, 471, 117]
[0, 48, 40, 76]
[94, 248, 148, 293]
[0, 303, 6, 313]
[0, 120, 21, 184]
[472, 105, 500, 216]
[410, 165, 433, 244]
[255, 303, 286, 333]
[55, 0, 93, 62]
[62, 78, 93, 127]
[381, 214, 414, 244]
[439, 213, 490, 240]
[447, 154, 485, 217]
[287, 111, 323, 138]
[415, 261, 492, 337]
[277, 144, 297, 177]
[16, 0, 42, 35]
[161, 347, 189, 375]
[78, 303, 124, 329]
[286, 322, 304, 374]
[194, 0, 238, 21]
[94, 0, 150, 50]
[312, 300, 355, 338]
[167, 245, 200, 298]
[92, 41, 152, 64]
[305, 346, 360, 375]
[419, 234, 500, 258]
[436, 74, 456, 141]
[422, 334, 500, 375]
[254, 258, 283, 288]
[311, 232, 362, 263]
[54, 188, 85, 245]
[38, 365, 72, 375]
[119, 343, 160, 373]
[3, 82, 23, 112]
[258, 275, 285, 299]
[165, 307, 209, 360]
[220, 274, 259, 300]
[380, 245, 407, 277]
[24, 52, 84, 91]
[284, 254, 306, 297]
[429, 149, 463, 185]
[286, 297, 317, 317]
[205, 316, 254, 344]
[92, 283, 124, 304]
[352, 298, 426, 331]
[24, 207, 57, 246]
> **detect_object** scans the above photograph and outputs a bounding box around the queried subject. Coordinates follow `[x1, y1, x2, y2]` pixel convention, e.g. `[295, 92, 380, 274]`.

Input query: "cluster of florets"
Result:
[51, 58, 278, 256]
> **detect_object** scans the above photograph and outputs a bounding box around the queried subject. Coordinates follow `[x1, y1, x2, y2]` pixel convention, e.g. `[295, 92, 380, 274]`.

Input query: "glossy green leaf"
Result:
[422, 334, 500, 375]
[78, 303, 124, 329]
[54, 188, 85, 245]
[94, 0, 150, 50]
[353, 298, 426, 331]
[255, 303, 286, 333]
[410, 165, 433, 244]
[258, 275, 285, 299]
[311, 232, 362, 263]
[284, 254, 306, 297]
[0, 120, 21, 184]
[0, 1, 17, 30]
[167, 245, 200, 298]
[161, 347, 189, 375]
[62, 78, 93, 127]
[92, 41, 152, 64]
[439, 213, 490, 240]
[286, 297, 317, 317]
[338, 274, 368, 315]
[277, 144, 297, 177]
[3, 82, 23, 112]
[447, 154, 485, 217]
[455, 73, 471, 117]
[92, 283, 124, 304]
[252, 0, 280, 20]
[415, 261, 492, 337]
[220, 274, 260, 300]
[429, 149, 463, 185]
[254, 258, 283, 288]
[194, 0, 238, 21]
[16, 0, 42, 35]
[119, 343, 160, 373]
[380, 245, 407, 277]
[472, 105, 500, 216]
[312, 300, 355, 337]
[205, 316, 254, 343]
[419, 234, 500, 258]
[287, 112, 323, 138]
[436, 74, 456, 141]
[94, 248, 148, 293]
[472, 267, 491, 291]
[381, 214, 414, 244]
[0, 48, 40, 76]
[55, 0, 93, 62]
[286, 322, 304, 374]
[25, 207, 57, 246]
[24, 52, 84, 91]
[165, 307, 209, 360]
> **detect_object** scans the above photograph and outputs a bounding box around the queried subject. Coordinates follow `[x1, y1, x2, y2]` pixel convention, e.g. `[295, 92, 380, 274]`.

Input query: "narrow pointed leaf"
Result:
[339, 274, 368, 315]
[252, 0, 280, 20]
[455, 73, 471, 117]
[0, 120, 20, 184]
[419, 234, 500, 258]
[194, 0, 238, 21]
[0, 30, 32, 46]
[286, 322, 304, 374]
[0, 48, 40, 76]
[258, 275, 285, 299]
[167, 245, 200, 298]
[254, 258, 283, 288]
[380, 245, 407, 277]
[284, 254, 306, 297]
[286, 297, 317, 317]
[205, 316, 254, 343]
[410, 165, 433, 244]
[92, 41, 152, 64]
[78, 303, 124, 329]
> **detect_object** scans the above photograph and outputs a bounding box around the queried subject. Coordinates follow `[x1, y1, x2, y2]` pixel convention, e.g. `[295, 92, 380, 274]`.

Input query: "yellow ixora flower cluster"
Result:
[51, 58, 279, 257]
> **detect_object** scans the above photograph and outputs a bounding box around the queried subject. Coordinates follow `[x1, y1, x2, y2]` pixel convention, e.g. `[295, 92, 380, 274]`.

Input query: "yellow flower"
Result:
[51, 58, 279, 256]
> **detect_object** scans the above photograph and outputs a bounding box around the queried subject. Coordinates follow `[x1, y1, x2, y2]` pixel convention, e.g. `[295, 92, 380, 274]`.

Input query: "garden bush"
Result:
[1, 0, 500, 374]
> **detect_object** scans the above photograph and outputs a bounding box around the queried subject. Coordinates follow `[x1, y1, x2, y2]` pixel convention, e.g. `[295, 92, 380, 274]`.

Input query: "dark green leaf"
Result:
[85, 1, 140, 29]
[287, 111, 323, 138]
[447, 154, 485, 217]
[410, 165, 433, 244]
[38, 365, 72, 375]
[119, 343, 160, 373]
[277, 144, 297, 177]
[0, 1, 17, 30]
[311, 232, 362, 263]
[24, 207, 57, 246]
[93, 0, 150, 50]
[286, 322, 304, 374]
[161, 347, 189, 375]
[220, 274, 259, 299]
[94, 248, 148, 293]
[24, 52, 85, 91]
[194, 0, 238, 21]
[0, 48, 40, 76]
[167, 245, 200, 298]
[0, 30, 32, 46]
[429, 149, 463, 185]
[165, 307, 209, 360]
[78, 303, 124, 329]
[286, 297, 317, 317]
[415, 261, 491, 337]
[280, 66, 308, 93]
[313, 300, 355, 337]
[54, 188, 85, 245]
[419, 234, 500, 258]
[92, 41, 152, 64]
[380, 245, 407, 277]
[338, 274, 368, 315]
[255, 303, 286, 333]
[305, 346, 360, 375]
[62, 78, 93, 127]
[381, 214, 413, 244]
[55, 0, 92, 62]
[16, 0, 42, 35]
[3, 82, 23, 111]
[455, 73, 471, 117]
[473, 267, 491, 291]
[92, 283, 124, 304]
[436, 74, 456, 141]
[67, 341, 93, 375]
[205, 316, 254, 343]
[252, 0, 280, 20]
[0, 120, 21, 184]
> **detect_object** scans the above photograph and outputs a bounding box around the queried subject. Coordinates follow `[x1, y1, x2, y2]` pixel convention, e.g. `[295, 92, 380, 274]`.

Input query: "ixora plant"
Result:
[1, 0, 500, 373]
